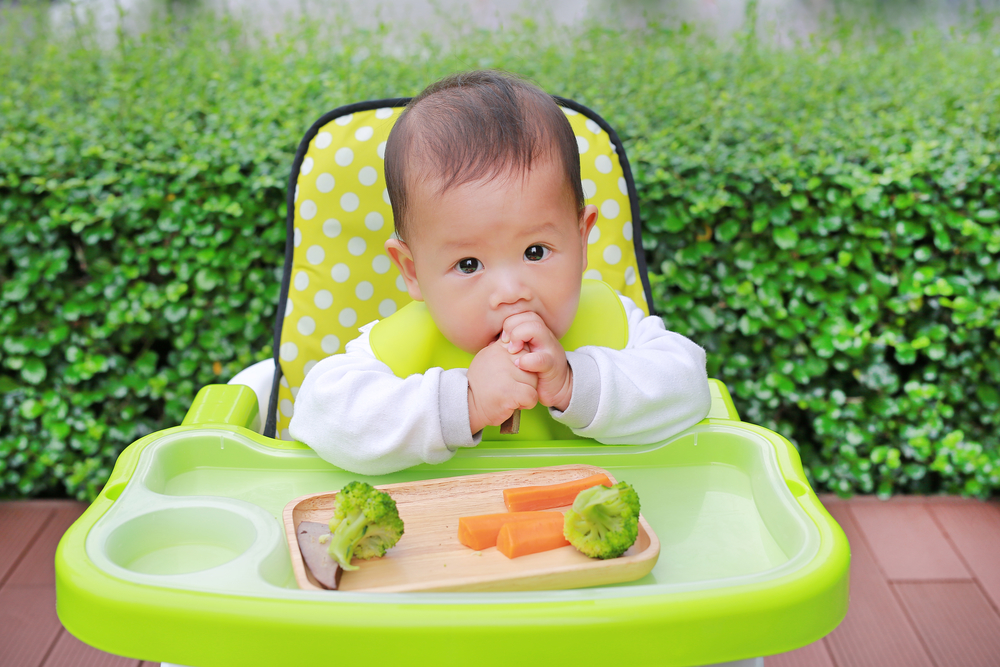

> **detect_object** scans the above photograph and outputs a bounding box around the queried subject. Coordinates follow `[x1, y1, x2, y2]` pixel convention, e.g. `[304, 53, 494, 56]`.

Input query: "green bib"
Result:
[369, 279, 628, 441]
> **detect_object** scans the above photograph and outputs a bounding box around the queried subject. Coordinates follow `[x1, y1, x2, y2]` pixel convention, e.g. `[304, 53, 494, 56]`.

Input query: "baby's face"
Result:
[386, 158, 598, 354]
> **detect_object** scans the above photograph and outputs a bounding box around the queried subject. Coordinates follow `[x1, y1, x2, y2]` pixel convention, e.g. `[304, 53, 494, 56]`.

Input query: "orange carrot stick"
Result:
[496, 515, 570, 559]
[457, 512, 560, 551]
[502, 473, 613, 512]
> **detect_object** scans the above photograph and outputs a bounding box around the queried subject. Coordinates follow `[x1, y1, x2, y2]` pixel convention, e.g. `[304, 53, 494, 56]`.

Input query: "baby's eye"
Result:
[456, 257, 482, 274]
[524, 245, 550, 262]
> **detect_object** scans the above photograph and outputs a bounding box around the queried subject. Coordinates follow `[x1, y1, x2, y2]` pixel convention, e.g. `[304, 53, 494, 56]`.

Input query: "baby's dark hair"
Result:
[384, 70, 584, 241]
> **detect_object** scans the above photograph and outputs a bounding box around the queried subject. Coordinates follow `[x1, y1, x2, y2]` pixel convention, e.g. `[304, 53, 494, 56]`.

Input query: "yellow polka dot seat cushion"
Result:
[265, 98, 654, 440]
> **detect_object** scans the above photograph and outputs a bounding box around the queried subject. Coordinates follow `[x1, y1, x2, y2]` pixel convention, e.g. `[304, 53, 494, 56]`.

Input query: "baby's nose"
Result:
[489, 271, 531, 308]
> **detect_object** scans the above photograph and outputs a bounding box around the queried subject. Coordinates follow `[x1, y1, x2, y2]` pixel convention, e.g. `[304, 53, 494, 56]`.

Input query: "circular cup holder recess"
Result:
[105, 507, 256, 575]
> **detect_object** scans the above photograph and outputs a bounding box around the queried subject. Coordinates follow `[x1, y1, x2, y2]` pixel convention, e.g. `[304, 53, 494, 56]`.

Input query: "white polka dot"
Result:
[314, 132, 332, 149]
[595, 155, 613, 174]
[321, 334, 341, 354]
[582, 179, 596, 200]
[293, 228, 302, 248]
[280, 376, 289, 388]
[314, 290, 333, 309]
[334, 114, 353, 126]
[623, 221, 633, 241]
[341, 192, 360, 212]
[396, 275, 407, 292]
[284, 298, 293, 317]
[618, 177, 628, 196]
[297, 316, 316, 336]
[323, 218, 341, 238]
[280, 398, 294, 418]
[576, 136, 589, 154]
[306, 245, 325, 265]
[299, 200, 317, 220]
[355, 126, 374, 141]
[301, 157, 314, 175]
[335, 147, 354, 166]
[347, 237, 367, 256]
[588, 226, 601, 244]
[355, 281, 374, 300]
[294, 184, 299, 202]
[293, 271, 309, 291]
[379, 299, 397, 317]
[603, 245, 622, 265]
[290, 385, 299, 399]
[372, 255, 391, 274]
[383, 189, 391, 205]
[338, 308, 357, 327]
[563, 108, 579, 116]
[279, 428, 291, 441]
[585, 118, 601, 134]
[377, 141, 387, 159]
[303, 360, 317, 377]
[583, 269, 603, 281]
[316, 173, 335, 193]
[375, 108, 393, 119]
[364, 211, 384, 231]
[609, 140, 617, 154]
[358, 166, 378, 186]
[280, 341, 298, 361]
[331, 263, 350, 282]
[624, 266, 637, 285]
[601, 199, 620, 219]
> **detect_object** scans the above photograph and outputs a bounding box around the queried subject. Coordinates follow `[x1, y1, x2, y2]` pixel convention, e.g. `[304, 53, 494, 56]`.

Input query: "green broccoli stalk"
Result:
[327, 481, 405, 571]
[563, 481, 640, 559]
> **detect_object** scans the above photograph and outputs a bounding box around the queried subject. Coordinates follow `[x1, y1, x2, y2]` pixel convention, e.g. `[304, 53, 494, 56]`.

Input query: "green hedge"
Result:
[2, 8, 999, 499]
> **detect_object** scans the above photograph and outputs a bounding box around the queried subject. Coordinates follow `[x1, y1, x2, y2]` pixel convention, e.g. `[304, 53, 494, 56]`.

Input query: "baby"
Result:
[289, 70, 711, 474]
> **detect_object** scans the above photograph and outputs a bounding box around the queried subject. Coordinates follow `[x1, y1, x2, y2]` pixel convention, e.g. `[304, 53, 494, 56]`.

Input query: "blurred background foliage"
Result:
[1, 1, 999, 499]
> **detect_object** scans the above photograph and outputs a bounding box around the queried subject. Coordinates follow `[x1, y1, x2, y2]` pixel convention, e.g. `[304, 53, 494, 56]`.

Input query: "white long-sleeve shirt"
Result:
[289, 296, 711, 475]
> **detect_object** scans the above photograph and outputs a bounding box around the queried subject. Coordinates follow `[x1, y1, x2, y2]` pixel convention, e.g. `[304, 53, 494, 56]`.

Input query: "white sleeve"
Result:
[549, 296, 711, 445]
[288, 323, 479, 475]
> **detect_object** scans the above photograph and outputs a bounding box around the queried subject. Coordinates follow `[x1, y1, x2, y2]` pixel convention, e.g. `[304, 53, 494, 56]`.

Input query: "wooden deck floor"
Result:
[2, 495, 999, 666]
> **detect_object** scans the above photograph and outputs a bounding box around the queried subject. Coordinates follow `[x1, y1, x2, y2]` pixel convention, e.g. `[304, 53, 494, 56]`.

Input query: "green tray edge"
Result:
[56, 383, 849, 667]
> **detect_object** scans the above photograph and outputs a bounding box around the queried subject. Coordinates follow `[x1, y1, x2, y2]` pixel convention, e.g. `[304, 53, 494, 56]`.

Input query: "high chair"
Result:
[56, 97, 849, 667]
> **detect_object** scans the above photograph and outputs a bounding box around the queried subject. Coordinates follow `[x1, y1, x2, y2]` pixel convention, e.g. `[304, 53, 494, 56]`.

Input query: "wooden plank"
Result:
[285, 465, 658, 593]
[42, 628, 141, 667]
[895, 582, 1000, 667]
[929, 501, 1000, 612]
[0, 585, 61, 667]
[765, 638, 836, 667]
[6, 504, 88, 587]
[849, 500, 970, 581]
[821, 503, 935, 667]
[0, 503, 52, 587]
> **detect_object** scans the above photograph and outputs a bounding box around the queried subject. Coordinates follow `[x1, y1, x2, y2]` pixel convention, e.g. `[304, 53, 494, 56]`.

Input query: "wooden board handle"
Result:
[499, 409, 520, 434]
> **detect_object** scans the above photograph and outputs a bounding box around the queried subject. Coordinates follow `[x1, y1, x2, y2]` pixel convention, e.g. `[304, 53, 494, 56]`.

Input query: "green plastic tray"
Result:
[56, 380, 848, 667]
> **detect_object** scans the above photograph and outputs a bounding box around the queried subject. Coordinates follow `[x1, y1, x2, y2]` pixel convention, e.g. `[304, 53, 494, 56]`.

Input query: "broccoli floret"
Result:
[327, 481, 405, 571]
[563, 481, 640, 559]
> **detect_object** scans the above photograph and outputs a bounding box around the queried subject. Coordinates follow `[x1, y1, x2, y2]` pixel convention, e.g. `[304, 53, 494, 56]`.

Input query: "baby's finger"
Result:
[513, 384, 539, 410]
[501, 311, 545, 346]
[514, 351, 551, 374]
[506, 319, 550, 355]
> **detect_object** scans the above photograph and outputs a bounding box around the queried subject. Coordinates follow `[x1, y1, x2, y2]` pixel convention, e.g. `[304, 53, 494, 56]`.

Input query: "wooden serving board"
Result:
[282, 464, 659, 593]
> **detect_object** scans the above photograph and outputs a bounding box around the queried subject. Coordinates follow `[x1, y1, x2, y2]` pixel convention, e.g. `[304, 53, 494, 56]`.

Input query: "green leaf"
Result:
[21, 359, 47, 385]
[773, 226, 799, 250]
[975, 209, 999, 223]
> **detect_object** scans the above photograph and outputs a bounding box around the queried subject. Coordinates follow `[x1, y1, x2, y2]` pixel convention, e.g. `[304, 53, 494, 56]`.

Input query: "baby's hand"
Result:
[467, 340, 538, 435]
[501, 312, 573, 412]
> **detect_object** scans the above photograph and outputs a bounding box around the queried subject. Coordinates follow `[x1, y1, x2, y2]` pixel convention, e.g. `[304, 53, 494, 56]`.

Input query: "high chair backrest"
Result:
[265, 98, 654, 440]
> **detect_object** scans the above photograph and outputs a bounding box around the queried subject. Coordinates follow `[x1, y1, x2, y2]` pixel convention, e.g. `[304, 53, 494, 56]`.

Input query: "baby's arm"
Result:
[551, 297, 711, 445]
[288, 326, 478, 475]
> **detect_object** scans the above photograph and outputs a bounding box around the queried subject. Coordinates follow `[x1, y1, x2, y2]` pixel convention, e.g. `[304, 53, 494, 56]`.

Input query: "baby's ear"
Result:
[578, 204, 599, 271]
[385, 238, 424, 302]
